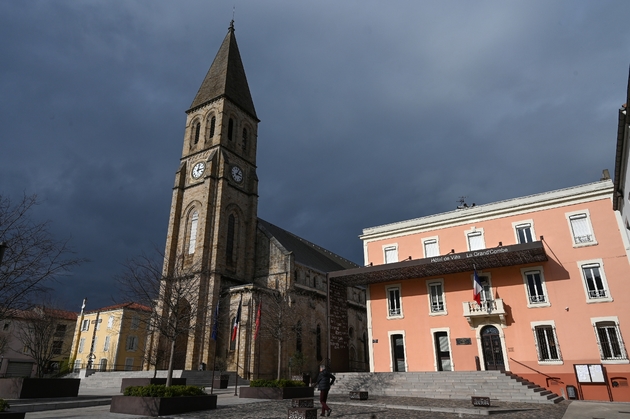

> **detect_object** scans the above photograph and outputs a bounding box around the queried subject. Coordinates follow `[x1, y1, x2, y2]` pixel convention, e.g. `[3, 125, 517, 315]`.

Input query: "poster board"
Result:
[573, 364, 612, 401]
[574, 364, 606, 383]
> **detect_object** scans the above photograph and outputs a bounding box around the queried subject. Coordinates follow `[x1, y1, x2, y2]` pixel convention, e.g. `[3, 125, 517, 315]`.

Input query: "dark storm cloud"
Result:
[0, 0, 628, 310]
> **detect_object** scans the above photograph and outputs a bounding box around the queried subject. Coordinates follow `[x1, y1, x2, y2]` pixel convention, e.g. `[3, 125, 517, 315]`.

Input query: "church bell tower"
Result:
[162, 21, 259, 368]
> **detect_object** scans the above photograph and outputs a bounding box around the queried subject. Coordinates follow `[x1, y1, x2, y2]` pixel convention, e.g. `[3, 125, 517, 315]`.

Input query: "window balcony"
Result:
[462, 298, 506, 327]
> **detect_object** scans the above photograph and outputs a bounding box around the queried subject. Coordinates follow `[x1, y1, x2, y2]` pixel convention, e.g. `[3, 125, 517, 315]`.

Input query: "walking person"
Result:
[314, 364, 335, 416]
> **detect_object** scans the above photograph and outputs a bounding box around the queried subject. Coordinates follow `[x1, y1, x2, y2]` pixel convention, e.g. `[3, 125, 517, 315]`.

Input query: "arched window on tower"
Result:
[296, 321, 302, 352]
[194, 122, 201, 145]
[209, 116, 216, 138]
[242, 128, 248, 151]
[188, 211, 199, 254]
[226, 214, 235, 266]
[316, 324, 322, 361]
[228, 118, 234, 140]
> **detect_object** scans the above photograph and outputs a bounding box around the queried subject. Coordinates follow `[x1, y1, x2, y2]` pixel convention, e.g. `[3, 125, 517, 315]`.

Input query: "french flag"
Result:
[473, 268, 483, 305]
[231, 297, 242, 342]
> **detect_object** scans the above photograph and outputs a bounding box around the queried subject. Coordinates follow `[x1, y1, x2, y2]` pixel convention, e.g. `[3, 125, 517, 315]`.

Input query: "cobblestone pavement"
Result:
[175, 394, 570, 419]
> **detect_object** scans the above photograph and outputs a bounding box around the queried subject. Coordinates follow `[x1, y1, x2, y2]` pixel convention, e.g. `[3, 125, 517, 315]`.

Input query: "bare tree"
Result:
[257, 289, 306, 380]
[17, 306, 72, 378]
[0, 194, 83, 321]
[117, 251, 205, 386]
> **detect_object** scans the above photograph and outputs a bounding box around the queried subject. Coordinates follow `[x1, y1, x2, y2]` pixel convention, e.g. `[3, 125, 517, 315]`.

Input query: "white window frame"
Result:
[386, 284, 403, 319]
[591, 316, 629, 364]
[81, 319, 89, 331]
[531, 320, 563, 365]
[512, 219, 536, 244]
[521, 267, 550, 308]
[565, 210, 597, 247]
[578, 259, 613, 303]
[426, 279, 447, 315]
[107, 316, 114, 329]
[383, 245, 398, 264]
[430, 327, 454, 371]
[78, 338, 85, 354]
[422, 236, 440, 258]
[387, 330, 408, 372]
[464, 227, 486, 251]
[103, 335, 110, 352]
[95, 318, 102, 331]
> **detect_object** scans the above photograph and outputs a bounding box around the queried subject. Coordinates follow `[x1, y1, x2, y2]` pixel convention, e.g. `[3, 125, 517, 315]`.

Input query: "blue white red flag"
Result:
[473, 268, 483, 305]
[231, 296, 242, 342]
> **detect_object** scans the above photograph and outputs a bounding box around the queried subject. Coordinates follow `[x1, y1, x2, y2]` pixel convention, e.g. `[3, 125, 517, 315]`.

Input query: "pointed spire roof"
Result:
[188, 21, 257, 119]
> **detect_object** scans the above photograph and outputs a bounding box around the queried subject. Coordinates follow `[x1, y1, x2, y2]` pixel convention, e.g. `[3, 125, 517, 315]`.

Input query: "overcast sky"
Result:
[1, 1, 628, 312]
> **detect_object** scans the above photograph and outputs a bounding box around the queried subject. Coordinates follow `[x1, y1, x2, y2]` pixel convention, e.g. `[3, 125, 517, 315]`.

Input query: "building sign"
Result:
[429, 247, 510, 264]
[455, 338, 472, 345]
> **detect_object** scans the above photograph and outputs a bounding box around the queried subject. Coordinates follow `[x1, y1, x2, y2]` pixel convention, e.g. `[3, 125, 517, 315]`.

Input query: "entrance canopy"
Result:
[329, 241, 548, 286]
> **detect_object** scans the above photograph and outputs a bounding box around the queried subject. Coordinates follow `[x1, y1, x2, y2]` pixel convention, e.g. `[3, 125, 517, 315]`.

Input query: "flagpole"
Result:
[234, 294, 243, 396]
[210, 299, 220, 395]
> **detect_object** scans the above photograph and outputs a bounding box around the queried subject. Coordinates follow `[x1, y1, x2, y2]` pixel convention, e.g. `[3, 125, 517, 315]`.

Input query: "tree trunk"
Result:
[166, 338, 176, 387]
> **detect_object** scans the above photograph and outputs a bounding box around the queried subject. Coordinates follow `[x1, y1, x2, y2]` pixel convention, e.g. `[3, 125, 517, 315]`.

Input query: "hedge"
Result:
[123, 384, 206, 398]
[249, 379, 306, 388]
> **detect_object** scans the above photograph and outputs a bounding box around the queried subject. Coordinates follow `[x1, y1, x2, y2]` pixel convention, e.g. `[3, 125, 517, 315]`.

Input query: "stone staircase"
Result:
[78, 370, 249, 392]
[329, 371, 564, 404]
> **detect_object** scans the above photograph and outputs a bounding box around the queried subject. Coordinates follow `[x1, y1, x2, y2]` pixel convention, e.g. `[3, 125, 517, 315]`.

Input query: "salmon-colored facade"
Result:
[333, 180, 630, 402]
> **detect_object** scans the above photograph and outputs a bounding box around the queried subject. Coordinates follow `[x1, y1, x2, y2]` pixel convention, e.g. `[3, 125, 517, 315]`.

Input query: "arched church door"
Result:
[481, 326, 504, 371]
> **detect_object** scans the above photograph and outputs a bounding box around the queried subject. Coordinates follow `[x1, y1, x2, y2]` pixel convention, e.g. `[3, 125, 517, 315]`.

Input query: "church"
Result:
[148, 21, 367, 380]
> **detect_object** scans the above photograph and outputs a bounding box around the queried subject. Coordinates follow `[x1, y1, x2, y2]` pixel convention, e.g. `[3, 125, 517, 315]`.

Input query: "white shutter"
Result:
[570, 215, 592, 243]
[468, 232, 484, 250]
[424, 240, 439, 257]
[384, 247, 398, 263]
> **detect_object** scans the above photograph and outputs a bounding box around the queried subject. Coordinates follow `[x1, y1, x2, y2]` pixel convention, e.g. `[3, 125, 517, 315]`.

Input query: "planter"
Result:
[239, 386, 314, 400]
[212, 374, 229, 389]
[110, 394, 217, 416]
[0, 413, 26, 419]
[0, 378, 80, 399]
[120, 378, 187, 393]
[292, 374, 311, 386]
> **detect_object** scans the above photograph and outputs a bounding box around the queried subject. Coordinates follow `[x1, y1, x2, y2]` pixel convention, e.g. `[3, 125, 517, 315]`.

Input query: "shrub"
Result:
[249, 379, 306, 388]
[0, 398, 9, 412]
[123, 384, 206, 398]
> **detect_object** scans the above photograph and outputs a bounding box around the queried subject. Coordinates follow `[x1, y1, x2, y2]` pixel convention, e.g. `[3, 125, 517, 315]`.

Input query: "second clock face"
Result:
[192, 162, 205, 179]
[231, 165, 244, 183]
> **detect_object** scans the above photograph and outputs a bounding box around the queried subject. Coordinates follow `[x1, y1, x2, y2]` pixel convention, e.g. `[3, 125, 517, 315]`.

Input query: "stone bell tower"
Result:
[161, 20, 259, 369]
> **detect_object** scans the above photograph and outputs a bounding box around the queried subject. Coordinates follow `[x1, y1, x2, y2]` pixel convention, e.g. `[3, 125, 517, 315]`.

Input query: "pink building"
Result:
[330, 179, 630, 401]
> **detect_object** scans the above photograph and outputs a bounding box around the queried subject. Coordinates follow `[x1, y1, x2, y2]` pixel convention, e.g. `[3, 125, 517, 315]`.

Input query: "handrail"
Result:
[508, 357, 564, 384]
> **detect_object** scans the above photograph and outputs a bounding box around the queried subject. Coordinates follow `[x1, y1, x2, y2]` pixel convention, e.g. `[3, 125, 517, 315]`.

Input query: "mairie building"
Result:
[330, 178, 630, 402]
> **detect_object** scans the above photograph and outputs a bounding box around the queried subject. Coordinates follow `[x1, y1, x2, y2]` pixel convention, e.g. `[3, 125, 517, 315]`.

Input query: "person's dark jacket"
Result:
[314, 368, 336, 390]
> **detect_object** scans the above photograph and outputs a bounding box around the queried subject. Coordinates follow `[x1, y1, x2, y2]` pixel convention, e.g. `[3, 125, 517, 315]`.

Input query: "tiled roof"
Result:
[86, 302, 151, 314]
[188, 21, 257, 119]
[258, 219, 359, 273]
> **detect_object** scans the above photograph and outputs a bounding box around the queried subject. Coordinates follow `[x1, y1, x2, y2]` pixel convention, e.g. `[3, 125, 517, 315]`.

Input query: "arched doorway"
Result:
[480, 325, 505, 371]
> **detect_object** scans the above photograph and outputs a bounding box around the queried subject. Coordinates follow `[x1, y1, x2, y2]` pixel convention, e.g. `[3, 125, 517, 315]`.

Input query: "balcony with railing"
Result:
[462, 298, 506, 327]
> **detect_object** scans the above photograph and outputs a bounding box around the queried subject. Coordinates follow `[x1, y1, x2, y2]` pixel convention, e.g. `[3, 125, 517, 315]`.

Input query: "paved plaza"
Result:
[19, 392, 630, 419]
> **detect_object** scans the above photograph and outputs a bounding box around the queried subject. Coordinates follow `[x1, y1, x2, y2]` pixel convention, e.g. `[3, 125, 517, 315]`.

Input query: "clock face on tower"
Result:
[191, 162, 205, 179]
[231, 165, 244, 183]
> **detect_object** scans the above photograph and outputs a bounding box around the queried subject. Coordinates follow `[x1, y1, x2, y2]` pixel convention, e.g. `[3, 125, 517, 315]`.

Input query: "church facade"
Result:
[148, 22, 367, 380]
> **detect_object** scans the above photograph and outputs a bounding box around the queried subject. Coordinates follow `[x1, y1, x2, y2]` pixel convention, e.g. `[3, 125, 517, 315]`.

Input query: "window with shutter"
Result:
[423, 239, 439, 258]
[387, 286, 402, 317]
[384, 246, 398, 264]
